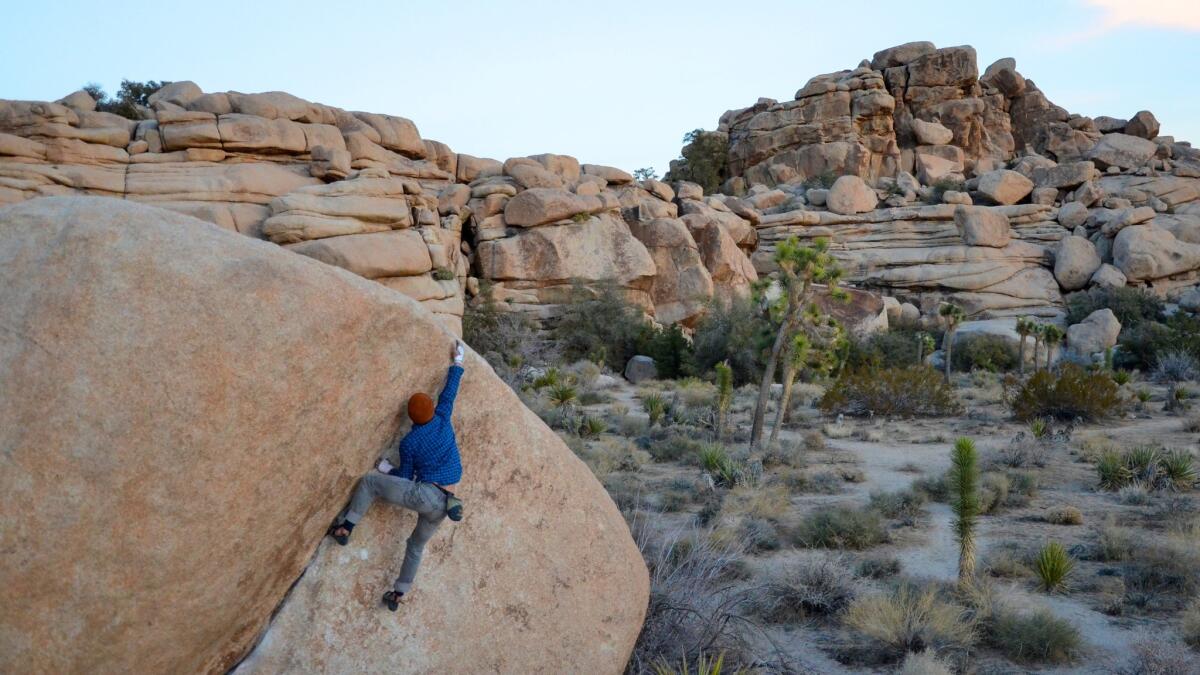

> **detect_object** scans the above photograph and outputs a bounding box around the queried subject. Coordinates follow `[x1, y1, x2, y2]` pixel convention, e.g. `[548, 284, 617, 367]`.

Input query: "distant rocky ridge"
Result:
[3, 41, 1200, 334]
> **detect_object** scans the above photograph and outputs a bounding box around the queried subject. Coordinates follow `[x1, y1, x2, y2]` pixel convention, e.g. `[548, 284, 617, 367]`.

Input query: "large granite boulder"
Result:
[954, 205, 1011, 247]
[976, 169, 1033, 205]
[627, 217, 714, 325]
[1113, 224, 1200, 282]
[0, 197, 647, 675]
[1053, 235, 1101, 291]
[826, 175, 878, 215]
[1066, 308, 1121, 356]
[1087, 133, 1157, 170]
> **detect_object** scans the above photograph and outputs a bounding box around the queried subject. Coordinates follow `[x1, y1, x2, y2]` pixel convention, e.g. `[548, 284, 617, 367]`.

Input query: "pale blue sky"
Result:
[3, 0, 1198, 175]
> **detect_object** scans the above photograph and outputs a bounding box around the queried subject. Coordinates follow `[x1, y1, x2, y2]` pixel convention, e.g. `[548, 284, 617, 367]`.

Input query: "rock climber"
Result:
[327, 340, 466, 611]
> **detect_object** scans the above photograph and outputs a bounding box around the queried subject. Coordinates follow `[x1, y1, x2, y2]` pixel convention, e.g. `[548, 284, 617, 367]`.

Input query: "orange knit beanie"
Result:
[408, 393, 434, 424]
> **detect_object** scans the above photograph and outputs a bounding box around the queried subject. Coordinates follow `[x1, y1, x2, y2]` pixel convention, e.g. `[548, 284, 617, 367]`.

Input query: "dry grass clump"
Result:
[868, 489, 928, 525]
[897, 650, 953, 675]
[842, 584, 976, 660]
[754, 555, 859, 623]
[1118, 636, 1196, 675]
[1182, 597, 1200, 648]
[856, 555, 902, 579]
[984, 547, 1033, 579]
[822, 422, 853, 439]
[803, 429, 826, 452]
[1044, 505, 1084, 525]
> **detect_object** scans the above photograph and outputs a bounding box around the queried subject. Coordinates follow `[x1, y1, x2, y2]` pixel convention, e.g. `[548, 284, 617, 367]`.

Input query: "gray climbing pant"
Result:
[341, 472, 448, 594]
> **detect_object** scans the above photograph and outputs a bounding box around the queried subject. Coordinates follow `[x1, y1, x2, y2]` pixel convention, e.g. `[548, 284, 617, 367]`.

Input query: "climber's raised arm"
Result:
[435, 341, 465, 419]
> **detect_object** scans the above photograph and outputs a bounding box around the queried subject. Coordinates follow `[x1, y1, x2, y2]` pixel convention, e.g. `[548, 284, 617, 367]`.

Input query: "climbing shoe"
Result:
[327, 520, 354, 546]
[445, 495, 464, 522]
[382, 590, 403, 612]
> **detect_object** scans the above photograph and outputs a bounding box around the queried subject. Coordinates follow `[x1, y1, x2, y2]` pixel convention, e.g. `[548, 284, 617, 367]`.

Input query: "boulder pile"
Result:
[3, 41, 1200, 334]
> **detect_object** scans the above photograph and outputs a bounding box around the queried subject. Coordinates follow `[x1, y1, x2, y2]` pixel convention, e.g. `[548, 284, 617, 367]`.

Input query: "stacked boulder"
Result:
[676, 41, 1200, 324]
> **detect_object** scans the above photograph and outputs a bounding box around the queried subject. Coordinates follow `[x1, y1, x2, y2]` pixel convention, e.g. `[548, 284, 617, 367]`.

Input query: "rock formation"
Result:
[0, 197, 647, 674]
[4, 40, 1200, 334]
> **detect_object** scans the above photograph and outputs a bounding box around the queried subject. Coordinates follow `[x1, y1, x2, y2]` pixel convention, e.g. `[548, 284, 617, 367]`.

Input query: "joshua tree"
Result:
[949, 437, 981, 588]
[939, 302, 966, 382]
[749, 237, 845, 450]
[916, 331, 936, 366]
[1015, 316, 1035, 375]
[715, 360, 733, 440]
[1041, 324, 1065, 371]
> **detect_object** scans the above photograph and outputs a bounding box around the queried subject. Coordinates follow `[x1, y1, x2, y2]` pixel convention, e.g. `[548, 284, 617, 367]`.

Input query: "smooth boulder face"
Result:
[1053, 235, 1101, 291]
[826, 175, 878, 215]
[624, 355, 658, 383]
[1090, 263, 1127, 289]
[1113, 224, 1200, 282]
[953, 205, 1011, 247]
[976, 169, 1033, 205]
[1124, 110, 1160, 140]
[503, 187, 606, 226]
[0, 197, 647, 675]
[627, 217, 714, 325]
[285, 229, 433, 279]
[1067, 308, 1121, 356]
[912, 118, 954, 146]
[1087, 133, 1157, 170]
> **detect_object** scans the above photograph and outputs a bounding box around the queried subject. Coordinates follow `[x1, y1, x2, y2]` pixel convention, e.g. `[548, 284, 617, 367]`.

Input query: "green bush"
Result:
[689, 297, 772, 385]
[641, 323, 692, 379]
[988, 610, 1080, 664]
[84, 79, 170, 119]
[1007, 364, 1123, 421]
[665, 129, 729, 194]
[868, 489, 927, 523]
[845, 329, 930, 370]
[820, 367, 961, 417]
[552, 282, 650, 368]
[803, 170, 838, 190]
[952, 335, 1018, 373]
[1066, 286, 1163, 329]
[1116, 314, 1200, 370]
[794, 506, 888, 549]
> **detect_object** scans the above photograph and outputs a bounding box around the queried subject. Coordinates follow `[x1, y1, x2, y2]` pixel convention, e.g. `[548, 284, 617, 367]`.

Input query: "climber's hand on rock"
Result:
[453, 340, 465, 366]
[377, 459, 394, 474]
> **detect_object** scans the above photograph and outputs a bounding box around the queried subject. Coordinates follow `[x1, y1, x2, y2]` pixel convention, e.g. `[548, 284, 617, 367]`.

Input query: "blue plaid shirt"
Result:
[389, 365, 464, 486]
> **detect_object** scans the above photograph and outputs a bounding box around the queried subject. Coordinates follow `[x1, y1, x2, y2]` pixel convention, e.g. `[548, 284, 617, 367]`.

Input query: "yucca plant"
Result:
[1096, 451, 1133, 491]
[1136, 388, 1151, 403]
[699, 444, 730, 474]
[1034, 541, 1073, 593]
[1124, 445, 1161, 484]
[546, 383, 577, 425]
[1160, 449, 1197, 491]
[1028, 418, 1049, 440]
[1111, 369, 1131, 386]
[644, 393, 668, 427]
[949, 437, 981, 587]
[532, 366, 560, 390]
[578, 415, 607, 438]
[714, 361, 733, 440]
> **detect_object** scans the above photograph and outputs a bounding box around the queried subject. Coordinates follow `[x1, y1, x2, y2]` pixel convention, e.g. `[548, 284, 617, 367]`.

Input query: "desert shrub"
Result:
[912, 473, 951, 502]
[1182, 598, 1200, 648]
[735, 517, 779, 553]
[641, 324, 693, 380]
[842, 584, 975, 659]
[650, 652, 736, 675]
[84, 79, 170, 119]
[754, 555, 858, 622]
[1121, 533, 1200, 599]
[1118, 483, 1153, 505]
[984, 548, 1032, 578]
[762, 437, 804, 468]
[953, 335, 1019, 373]
[699, 445, 743, 488]
[856, 555, 902, 579]
[897, 650, 953, 675]
[1045, 505, 1084, 525]
[627, 517, 750, 671]
[930, 178, 965, 201]
[553, 282, 648, 369]
[1007, 364, 1122, 421]
[807, 470, 845, 494]
[1066, 285, 1163, 329]
[1117, 314, 1200, 371]
[988, 610, 1080, 664]
[794, 506, 888, 549]
[647, 433, 704, 463]
[1095, 521, 1135, 562]
[1183, 414, 1200, 433]
[1118, 637, 1197, 675]
[844, 328, 929, 370]
[820, 367, 961, 417]
[979, 472, 1010, 515]
[1034, 542, 1074, 593]
[666, 129, 729, 195]
[689, 297, 771, 385]
[869, 489, 928, 523]
[463, 283, 551, 382]
[804, 170, 838, 190]
[1152, 349, 1200, 383]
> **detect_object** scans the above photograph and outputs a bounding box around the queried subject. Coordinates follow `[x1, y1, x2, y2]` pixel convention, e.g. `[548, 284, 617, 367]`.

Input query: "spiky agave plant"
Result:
[949, 437, 981, 587]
